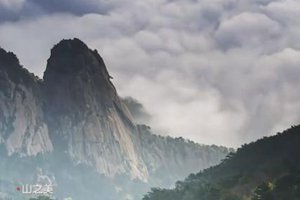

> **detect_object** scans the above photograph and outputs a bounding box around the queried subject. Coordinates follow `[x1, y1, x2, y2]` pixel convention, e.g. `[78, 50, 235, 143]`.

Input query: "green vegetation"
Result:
[0, 48, 41, 87]
[251, 174, 300, 200]
[143, 125, 300, 200]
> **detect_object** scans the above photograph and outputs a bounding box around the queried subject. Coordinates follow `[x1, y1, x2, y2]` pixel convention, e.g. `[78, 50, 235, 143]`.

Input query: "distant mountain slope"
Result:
[135, 125, 231, 186]
[143, 125, 300, 200]
[0, 39, 232, 200]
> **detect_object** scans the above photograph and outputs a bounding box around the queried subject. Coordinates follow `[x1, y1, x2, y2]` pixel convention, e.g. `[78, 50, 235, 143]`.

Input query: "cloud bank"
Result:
[0, 0, 300, 147]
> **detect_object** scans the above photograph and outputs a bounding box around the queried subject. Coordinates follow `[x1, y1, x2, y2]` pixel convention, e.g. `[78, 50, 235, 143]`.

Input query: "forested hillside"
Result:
[143, 125, 300, 200]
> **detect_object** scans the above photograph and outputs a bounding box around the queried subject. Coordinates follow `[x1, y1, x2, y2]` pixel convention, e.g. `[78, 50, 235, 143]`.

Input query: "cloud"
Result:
[26, 0, 114, 15]
[0, 0, 122, 23]
[215, 12, 282, 51]
[0, 0, 300, 147]
[0, 0, 24, 10]
[122, 96, 152, 125]
[0, 0, 24, 21]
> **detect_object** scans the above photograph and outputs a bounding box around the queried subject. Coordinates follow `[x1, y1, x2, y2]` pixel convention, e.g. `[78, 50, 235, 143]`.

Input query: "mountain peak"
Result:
[0, 47, 39, 86]
[43, 38, 116, 115]
[0, 47, 20, 67]
[50, 38, 89, 56]
[44, 38, 110, 80]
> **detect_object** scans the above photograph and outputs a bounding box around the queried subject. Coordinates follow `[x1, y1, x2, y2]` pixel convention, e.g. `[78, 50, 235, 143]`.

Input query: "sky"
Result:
[0, 0, 300, 147]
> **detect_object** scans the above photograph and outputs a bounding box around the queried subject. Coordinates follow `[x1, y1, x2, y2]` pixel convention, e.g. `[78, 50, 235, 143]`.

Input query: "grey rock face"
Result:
[43, 39, 148, 180]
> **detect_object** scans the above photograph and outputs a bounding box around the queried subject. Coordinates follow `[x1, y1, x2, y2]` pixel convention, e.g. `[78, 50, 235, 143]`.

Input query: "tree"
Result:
[252, 182, 274, 200]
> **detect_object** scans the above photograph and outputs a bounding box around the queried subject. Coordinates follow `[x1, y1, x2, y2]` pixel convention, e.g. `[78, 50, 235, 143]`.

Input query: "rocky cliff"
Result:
[43, 39, 148, 181]
[0, 38, 232, 199]
[0, 48, 52, 156]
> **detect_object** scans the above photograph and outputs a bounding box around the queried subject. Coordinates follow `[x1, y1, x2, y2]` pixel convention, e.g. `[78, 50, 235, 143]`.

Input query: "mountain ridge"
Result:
[0, 38, 232, 199]
[0, 47, 53, 156]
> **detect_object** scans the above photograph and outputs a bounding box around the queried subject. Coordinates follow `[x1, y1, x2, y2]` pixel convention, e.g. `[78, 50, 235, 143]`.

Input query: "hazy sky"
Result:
[0, 0, 300, 147]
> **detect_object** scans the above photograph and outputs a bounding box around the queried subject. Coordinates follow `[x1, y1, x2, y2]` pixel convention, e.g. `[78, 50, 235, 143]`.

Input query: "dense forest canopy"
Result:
[143, 125, 300, 200]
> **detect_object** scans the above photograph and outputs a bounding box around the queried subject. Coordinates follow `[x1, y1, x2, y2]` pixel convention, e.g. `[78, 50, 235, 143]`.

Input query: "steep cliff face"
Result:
[0, 48, 52, 156]
[43, 39, 148, 181]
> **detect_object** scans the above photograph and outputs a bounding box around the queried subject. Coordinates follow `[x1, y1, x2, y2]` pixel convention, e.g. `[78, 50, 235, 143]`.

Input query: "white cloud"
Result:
[0, 0, 300, 147]
[216, 12, 282, 51]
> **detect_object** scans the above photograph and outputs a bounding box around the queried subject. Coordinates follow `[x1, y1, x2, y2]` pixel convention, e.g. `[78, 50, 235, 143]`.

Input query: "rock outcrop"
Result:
[43, 39, 148, 180]
[0, 48, 52, 156]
